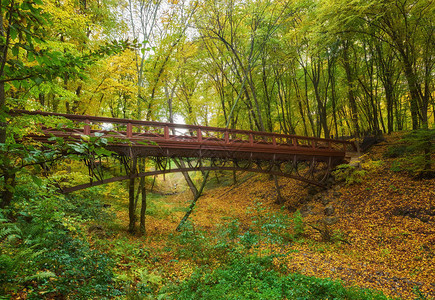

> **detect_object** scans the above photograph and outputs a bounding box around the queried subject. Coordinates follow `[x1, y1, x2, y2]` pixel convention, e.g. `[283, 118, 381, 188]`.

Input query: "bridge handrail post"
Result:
[272, 136, 276, 147]
[312, 139, 316, 149]
[197, 128, 202, 142]
[249, 134, 254, 146]
[224, 131, 229, 144]
[127, 122, 133, 138]
[84, 119, 91, 135]
[164, 126, 169, 139]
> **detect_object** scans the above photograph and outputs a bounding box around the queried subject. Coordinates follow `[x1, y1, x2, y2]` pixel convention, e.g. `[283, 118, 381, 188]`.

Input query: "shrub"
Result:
[384, 144, 411, 158]
[332, 164, 367, 185]
[169, 255, 390, 300]
[384, 129, 435, 178]
[292, 210, 305, 239]
[0, 179, 121, 299]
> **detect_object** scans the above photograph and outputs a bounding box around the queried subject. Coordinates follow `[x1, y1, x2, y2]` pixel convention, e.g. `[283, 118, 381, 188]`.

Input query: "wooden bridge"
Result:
[12, 110, 356, 192]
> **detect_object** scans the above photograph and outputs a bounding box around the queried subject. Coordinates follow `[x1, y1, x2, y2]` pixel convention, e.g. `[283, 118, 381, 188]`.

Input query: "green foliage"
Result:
[248, 202, 292, 244]
[400, 130, 435, 177]
[384, 130, 435, 177]
[169, 221, 231, 264]
[0, 0, 133, 94]
[169, 254, 390, 300]
[390, 161, 402, 172]
[384, 145, 411, 158]
[292, 210, 305, 239]
[332, 164, 367, 185]
[0, 179, 121, 298]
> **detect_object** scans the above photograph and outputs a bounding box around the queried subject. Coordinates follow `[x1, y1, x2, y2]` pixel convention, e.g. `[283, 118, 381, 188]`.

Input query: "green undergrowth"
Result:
[165, 255, 392, 300]
[0, 178, 121, 299]
[384, 129, 435, 178]
[0, 177, 401, 299]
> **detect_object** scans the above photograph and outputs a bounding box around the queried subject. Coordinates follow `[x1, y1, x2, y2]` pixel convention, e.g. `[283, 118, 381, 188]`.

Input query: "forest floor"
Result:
[91, 133, 434, 299]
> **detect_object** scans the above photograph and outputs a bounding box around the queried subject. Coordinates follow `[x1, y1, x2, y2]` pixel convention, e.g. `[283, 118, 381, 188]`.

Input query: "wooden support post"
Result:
[293, 137, 297, 147]
[164, 125, 169, 139]
[127, 122, 133, 138]
[273, 136, 276, 147]
[224, 131, 229, 144]
[84, 119, 91, 135]
[312, 140, 316, 148]
[249, 134, 254, 146]
[197, 128, 202, 142]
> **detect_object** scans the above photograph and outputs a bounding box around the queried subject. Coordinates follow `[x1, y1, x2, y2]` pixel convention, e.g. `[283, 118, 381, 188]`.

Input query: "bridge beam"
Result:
[61, 156, 333, 193]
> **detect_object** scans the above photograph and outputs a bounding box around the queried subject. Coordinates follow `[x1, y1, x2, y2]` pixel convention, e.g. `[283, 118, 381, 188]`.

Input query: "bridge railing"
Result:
[10, 110, 357, 152]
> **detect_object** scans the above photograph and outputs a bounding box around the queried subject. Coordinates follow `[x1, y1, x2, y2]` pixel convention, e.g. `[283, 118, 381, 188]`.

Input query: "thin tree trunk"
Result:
[128, 156, 137, 233]
[342, 42, 360, 138]
[176, 170, 210, 231]
[140, 179, 147, 235]
[173, 158, 198, 197]
[274, 175, 284, 204]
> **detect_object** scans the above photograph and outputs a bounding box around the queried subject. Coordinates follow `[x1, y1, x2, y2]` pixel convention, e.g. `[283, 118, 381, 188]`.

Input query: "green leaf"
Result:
[33, 77, 43, 84]
[10, 26, 18, 40]
[95, 148, 113, 156]
[69, 143, 86, 154]
[28, 51, 35, 62]
[11, 46, 19, 57]
[31, 175, 42, 186]
[4, 83, 11, 92]
[21, 1, 30, 10]
[12, 80, 21, 89]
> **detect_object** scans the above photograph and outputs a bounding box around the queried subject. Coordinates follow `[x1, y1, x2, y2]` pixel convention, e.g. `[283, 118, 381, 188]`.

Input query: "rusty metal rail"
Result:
[11, 110, 357, 191]
[11, 110, 356, 161]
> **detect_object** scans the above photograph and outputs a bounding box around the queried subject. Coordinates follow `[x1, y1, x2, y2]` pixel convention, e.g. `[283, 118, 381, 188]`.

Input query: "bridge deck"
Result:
[12, 110, 356, 162]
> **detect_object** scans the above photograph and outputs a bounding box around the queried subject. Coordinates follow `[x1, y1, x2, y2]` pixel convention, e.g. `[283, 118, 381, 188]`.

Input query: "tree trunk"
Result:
[342, 42, 360, 138]
[128, 156, 137, 233]
[273, 175, 284, 205]
[176, 170, 210, 231]
[0, 8, 12, 208]
[139, 179, 147, 235]
[128, 176, 136, 233]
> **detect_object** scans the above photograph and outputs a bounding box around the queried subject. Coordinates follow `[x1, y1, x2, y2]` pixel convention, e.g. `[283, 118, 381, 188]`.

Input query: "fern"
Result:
[23, 271, 57, 282]
[0, 217, 22, 243]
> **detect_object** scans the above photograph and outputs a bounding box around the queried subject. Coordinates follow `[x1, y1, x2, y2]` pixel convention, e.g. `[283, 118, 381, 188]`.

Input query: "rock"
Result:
[322, 216, 338, 225]
[325, 177, 335, 186]
[322, 198, 330, 205]
[324, 205, 335, 216]
[88, 225, 103, 232]
[88, 225, 106, 238]
[420, 216, 430, 223]
[300, 204, 313, 217]
[307, 186, 321, 195]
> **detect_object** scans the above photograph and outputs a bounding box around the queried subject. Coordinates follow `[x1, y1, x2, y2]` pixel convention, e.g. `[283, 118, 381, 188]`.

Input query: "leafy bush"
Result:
[384, 144, 411, 158]
[169, 255, 390, 300]
[384, 130, 435, 177]
[332, 164, 367, 185]
[248, 202, 292, 244]
[0, 179, 121, 298]
[292, 210, 305, 239]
